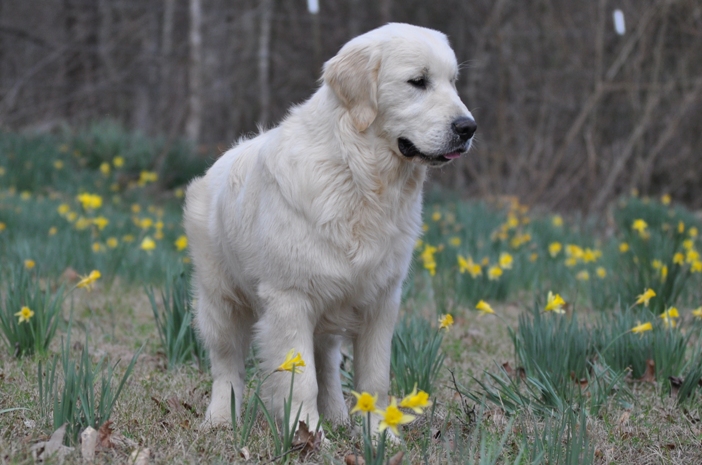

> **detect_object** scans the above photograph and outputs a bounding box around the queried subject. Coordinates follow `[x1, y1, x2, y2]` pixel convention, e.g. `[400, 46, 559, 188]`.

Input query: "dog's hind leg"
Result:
[196, 285, 254, 428]
[315, 333, 349, 425]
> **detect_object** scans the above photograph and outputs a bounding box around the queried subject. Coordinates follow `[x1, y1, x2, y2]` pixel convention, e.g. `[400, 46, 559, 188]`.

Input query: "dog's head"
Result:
[323, 23, 476, 167]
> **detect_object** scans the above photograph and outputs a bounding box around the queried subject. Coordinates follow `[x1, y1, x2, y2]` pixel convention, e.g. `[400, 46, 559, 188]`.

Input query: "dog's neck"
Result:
[301, 86, 427, 204]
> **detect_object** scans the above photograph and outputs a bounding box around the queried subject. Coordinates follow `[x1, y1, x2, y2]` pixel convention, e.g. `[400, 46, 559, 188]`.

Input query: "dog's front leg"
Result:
[255, 287, 321, 432]
[353, 288, 401, 436]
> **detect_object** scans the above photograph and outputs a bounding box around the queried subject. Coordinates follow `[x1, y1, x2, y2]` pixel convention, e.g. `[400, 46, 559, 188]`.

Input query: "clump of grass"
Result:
[146, 269, 206, 370]
[0, 265, 65, 357]
[613, 196, 701, 314]
[38, 332, 141, 444]
[596, 307, 690, 388]
[391, 313, 446, 396]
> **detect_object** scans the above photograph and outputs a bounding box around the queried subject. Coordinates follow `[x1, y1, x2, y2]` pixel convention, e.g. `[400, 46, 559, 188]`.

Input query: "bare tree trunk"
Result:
[258, 0, 273, 127]
[159, 0, 176, 132]
[379, 0, 391, 24]
[186, 0, 203, 142]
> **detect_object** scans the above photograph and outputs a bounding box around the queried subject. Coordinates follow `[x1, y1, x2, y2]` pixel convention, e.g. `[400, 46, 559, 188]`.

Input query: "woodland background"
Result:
[1, 0, 701, 211]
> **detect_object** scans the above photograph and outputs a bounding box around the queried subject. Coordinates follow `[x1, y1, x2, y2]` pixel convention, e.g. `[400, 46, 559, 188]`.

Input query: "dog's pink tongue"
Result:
[444, 152, 461, 159]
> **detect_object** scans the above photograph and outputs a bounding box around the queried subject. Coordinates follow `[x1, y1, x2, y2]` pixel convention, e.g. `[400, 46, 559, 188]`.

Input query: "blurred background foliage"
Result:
[0, 0, 701, 210]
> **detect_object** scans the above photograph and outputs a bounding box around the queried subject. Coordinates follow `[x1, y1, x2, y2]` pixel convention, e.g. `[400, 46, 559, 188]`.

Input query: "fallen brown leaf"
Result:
[129, 447, 150, 465]
[98, 420, 115, 449]
[502, 362, 514, 377]
[291, 421, 322, 460]
[345, 453, 366, 465]
[97, 420, 137, 450]
[639, 359, 656, 383]
[618, 410, 630, 426]
[62, 267, 79, 282]
[669, 375, 683, 397]
[388, 450, 404, 465]
[30, 423, 74, 463]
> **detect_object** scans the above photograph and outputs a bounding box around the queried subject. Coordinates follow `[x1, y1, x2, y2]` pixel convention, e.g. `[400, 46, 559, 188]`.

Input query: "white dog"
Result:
[184, 23, 476, 434]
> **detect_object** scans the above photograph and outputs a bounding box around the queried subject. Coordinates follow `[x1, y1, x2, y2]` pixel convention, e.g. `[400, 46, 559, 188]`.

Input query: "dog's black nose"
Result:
[452, 117, 477, 141]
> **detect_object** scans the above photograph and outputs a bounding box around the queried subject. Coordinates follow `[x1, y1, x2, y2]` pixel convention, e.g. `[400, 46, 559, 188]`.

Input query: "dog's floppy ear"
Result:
[323, 42, 381, 132]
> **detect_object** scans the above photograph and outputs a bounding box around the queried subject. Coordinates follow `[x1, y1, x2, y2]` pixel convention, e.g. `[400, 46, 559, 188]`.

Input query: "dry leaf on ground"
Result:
[291, 420, 322, 460]
[30, 423, 74, 463]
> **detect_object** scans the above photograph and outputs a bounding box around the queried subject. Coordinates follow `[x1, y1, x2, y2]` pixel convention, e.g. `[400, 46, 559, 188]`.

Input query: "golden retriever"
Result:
[184, 22, 476, 435]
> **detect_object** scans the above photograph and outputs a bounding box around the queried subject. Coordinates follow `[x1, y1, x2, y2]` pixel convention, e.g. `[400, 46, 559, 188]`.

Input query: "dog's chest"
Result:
[329, 194, 419, 296]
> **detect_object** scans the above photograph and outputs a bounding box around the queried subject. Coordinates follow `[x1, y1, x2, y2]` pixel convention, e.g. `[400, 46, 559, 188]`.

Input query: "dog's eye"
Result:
[408, 77, 427, 89]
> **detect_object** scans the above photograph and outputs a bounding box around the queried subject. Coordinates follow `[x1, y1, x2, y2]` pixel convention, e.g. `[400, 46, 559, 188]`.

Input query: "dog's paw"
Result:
[198, 412, 231, 431]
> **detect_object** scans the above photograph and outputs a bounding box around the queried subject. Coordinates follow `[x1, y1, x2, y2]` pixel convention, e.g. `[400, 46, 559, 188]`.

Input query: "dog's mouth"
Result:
[397, 138, 467, 166]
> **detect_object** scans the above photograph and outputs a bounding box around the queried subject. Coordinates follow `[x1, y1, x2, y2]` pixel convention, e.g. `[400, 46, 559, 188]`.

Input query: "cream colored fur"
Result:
[183, 23, 474, 435]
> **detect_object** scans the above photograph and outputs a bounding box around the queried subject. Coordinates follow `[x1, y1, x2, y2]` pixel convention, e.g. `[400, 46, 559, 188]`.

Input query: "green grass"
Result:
[1, 126, 702, 463]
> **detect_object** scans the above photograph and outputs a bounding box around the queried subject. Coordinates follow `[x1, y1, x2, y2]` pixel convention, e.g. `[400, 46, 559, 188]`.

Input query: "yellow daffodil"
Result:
[506, 214, 519, 229]
[431, 211, 441, 222]
[545, 291, 566, 314]
[91, 242, 105, 253]
[530, 253, 538, 262]
[57, 203, 70, 215]
[53, 160, 64, 170]
[0, 222, 6, 232]
[76, 270, 101, 290]
[631, 321, 652, 334]
[476, 300, 495, 315]
[596, 267, 607, 278]
[673, 253, 684, 265]
[659, 307, 679, 328]
[106, 237, 119, 248]
[552, 215, 564, 227]
[499, 252, 513, 270]
[549, 242, 562, 258]
[275, 349, 305, 373]
[113, 156, 125, 168]
[399, 385, 432, 414]
[174, 188, 185, 198]
[76, 193, 102, 210]
[488, 266, 502, 280]
[138, 171, 158, 186]
[378, 397, 415, 436]
[619, 242, 630, 253]
[15, 306, 34, 324]
[93, 216, 109, 230]
[632, 219, 648, 235]
[690, 227, 699, 238]
[139, 217, 154, 229]
[48, 226, 57, 236]
[24, 259, 35, 270]
[576, 270, 590, 281]
[438, 314, 454, 330]
[175, 235, 188, 251]
[661, 194, 671, 205]
[99, 162, 110, 176]
[449, 236, 461, 247]
[660, 265, 668, 282]
[421, 245, 437, 276]
[635, 288, 656, 306]
[350, 391, 379, 414]
[140, 237, 156, 251]
[692, 307, 702, 319]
